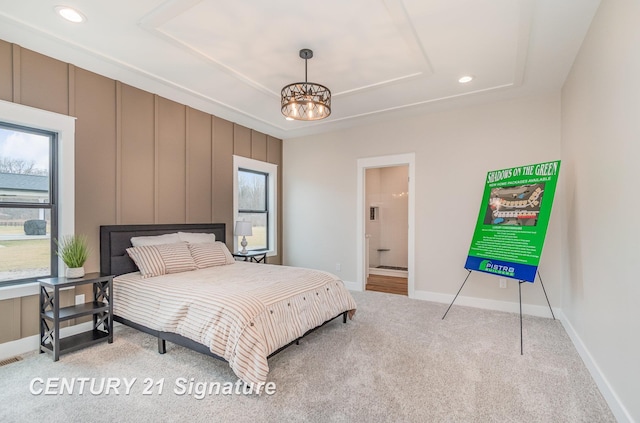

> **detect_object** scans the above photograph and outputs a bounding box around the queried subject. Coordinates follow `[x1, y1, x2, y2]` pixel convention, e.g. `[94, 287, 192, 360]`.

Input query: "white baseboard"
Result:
[0, 321, 93, 361]
[342, 280, 361, 291]
[412, 289, 559, 318]
[556, 311, 633, 423]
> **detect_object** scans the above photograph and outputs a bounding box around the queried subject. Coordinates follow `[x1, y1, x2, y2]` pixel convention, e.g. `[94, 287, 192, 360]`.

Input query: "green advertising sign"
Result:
[464, 160, 561, 282]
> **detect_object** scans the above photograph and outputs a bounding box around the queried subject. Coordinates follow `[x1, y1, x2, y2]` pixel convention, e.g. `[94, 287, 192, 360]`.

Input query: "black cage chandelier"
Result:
[281, 49, 331, 121]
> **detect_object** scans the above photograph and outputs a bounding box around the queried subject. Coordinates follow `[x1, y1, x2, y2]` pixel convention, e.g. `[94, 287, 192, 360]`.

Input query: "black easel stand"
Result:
[442, 270, 555, 355]
[536, 271, 555, 320]
[441, 269, 472, 321]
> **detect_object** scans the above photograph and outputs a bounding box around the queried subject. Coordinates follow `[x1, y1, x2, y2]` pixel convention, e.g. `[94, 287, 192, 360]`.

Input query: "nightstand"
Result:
[232, 251, 267, 263]
[38, 272, 113, 361]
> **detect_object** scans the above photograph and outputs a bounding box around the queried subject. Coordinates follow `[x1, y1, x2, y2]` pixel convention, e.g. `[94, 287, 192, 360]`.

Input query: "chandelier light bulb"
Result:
[281, 49, 331, 121]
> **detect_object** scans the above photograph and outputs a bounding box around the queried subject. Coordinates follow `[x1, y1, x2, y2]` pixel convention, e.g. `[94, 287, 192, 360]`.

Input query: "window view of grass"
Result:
[238, 168, 269, 251]
[0, 224, 50, 282]
[1, 123, 55, 283]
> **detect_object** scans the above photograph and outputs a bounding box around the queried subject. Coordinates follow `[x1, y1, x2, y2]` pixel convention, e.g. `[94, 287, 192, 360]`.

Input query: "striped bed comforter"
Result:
[113, 261, 357, 388]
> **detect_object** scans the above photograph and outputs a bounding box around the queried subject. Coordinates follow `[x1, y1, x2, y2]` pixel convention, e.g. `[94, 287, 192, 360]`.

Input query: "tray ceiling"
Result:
[0, 0, 600, 138]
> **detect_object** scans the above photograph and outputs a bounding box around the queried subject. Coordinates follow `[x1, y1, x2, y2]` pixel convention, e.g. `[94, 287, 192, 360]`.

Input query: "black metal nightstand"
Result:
[232, 251, 267, 263]
[38, 272, 113, 361]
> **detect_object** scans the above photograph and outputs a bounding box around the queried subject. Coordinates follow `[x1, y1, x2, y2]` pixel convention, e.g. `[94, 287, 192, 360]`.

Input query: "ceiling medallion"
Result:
[281, 49, 331, 121]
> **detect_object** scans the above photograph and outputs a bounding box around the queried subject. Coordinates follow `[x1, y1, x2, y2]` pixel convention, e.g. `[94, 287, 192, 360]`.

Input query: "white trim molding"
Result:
[342, 280, 361, 291]
[413, 289, 559, 319]
[0, 282, 39, 301]
[232, 155, 278, 257]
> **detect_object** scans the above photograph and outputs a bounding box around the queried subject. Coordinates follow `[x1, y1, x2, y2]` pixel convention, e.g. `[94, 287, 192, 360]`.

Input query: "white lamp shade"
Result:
[234, 221, 253, 236]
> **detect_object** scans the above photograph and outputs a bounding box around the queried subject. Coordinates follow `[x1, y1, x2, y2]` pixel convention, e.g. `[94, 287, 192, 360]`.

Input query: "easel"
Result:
[441, 270, 555, 355]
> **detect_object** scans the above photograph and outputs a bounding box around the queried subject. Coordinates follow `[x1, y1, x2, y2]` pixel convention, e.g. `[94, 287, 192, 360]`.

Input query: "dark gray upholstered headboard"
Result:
[100, 223, 226, 276]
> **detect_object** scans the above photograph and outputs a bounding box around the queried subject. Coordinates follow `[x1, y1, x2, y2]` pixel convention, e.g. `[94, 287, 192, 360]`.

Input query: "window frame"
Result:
[0, 99, 75, 295]
[0, 122, 58, 286]
[233, 155, 278, 256]
[237, 168, 269, 251]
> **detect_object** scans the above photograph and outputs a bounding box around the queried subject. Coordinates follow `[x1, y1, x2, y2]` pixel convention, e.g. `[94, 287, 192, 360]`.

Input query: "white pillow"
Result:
[126, 242, 197, 278]
[130, 233, 181, 247]
[178, 231, 216, 244]
[188, 242, 235, 268]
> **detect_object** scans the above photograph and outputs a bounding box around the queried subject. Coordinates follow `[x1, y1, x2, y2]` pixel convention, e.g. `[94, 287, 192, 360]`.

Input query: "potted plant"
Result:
[55, 234, 90, 278]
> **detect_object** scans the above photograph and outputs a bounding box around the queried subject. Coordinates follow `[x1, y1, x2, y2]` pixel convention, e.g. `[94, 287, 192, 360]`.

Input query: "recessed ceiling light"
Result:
[458, 75, 474, 84]
[54, 6, 86, 23]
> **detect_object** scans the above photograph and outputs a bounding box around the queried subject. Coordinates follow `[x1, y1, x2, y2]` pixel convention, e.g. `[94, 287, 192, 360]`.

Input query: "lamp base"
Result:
[240, 236, 248, 254]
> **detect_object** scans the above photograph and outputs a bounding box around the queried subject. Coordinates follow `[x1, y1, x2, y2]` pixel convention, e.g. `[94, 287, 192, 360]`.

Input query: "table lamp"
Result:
[234, 221, 253, 254]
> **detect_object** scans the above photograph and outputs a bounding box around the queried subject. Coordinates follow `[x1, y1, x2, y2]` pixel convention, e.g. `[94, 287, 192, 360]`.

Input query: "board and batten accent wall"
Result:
[0, 40, 283, 344]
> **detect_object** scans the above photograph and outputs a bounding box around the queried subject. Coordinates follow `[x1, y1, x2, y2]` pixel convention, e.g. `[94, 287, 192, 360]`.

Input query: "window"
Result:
[238, 169, 268, 250]
[0, 122, 58, 285]
[233, 156, 277, 255]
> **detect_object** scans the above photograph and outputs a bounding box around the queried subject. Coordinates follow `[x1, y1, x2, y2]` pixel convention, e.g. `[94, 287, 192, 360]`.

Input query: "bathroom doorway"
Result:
[365, 165, 409, 295]
[356, 153, 415, 297]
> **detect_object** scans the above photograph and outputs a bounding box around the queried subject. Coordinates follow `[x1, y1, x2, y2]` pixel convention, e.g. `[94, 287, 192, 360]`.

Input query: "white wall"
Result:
[561, 0, 640, 421]
[283, 93, 562, 309]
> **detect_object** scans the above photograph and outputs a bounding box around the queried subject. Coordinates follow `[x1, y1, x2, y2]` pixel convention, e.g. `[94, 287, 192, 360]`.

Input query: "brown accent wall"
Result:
[0, 41, 12, 102]
[251, 130, 268, 162]
[212, 118, 235, 244]
[0, 39, 283, 344]
[186, 108, 213, 223]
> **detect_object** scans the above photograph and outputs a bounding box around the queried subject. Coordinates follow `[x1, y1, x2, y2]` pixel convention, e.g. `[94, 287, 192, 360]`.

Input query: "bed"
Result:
[99, 223, 357, 391]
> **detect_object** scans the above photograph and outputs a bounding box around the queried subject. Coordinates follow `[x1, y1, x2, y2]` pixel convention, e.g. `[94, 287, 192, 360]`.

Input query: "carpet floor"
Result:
[0, 290, 615, 422]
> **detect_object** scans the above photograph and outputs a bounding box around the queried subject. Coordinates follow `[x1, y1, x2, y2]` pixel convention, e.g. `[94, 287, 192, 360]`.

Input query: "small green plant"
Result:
[55, 235, 90, 268]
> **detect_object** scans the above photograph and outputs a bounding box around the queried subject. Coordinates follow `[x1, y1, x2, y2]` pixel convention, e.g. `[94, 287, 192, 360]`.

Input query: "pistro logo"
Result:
[480, 260, 515, 277]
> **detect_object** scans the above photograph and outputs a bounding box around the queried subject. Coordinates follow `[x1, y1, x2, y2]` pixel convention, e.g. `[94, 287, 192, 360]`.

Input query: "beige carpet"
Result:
[0, 290, 615, 422]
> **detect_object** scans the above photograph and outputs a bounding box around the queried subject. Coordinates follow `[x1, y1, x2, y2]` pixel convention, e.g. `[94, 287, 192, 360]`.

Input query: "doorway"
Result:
[365, 165, 409, 295]
[356, 154, 415, 297]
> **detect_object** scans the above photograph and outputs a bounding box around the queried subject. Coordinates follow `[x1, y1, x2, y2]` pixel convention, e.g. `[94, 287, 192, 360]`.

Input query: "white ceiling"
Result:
[0, 0, 600, 139]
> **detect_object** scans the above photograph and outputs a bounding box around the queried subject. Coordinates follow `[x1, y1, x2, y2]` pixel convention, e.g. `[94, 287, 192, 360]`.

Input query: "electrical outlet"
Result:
[75, 294, 85, 305]
[335, 263, 341, 271]
[499, 278, 507, 289]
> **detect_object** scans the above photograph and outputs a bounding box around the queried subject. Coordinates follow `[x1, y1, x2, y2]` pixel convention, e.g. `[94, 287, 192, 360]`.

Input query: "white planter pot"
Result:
[66, 267, 85, 278]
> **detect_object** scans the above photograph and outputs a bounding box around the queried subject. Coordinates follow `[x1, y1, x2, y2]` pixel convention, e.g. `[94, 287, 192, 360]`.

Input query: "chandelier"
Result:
[281, 49, 331, 121]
